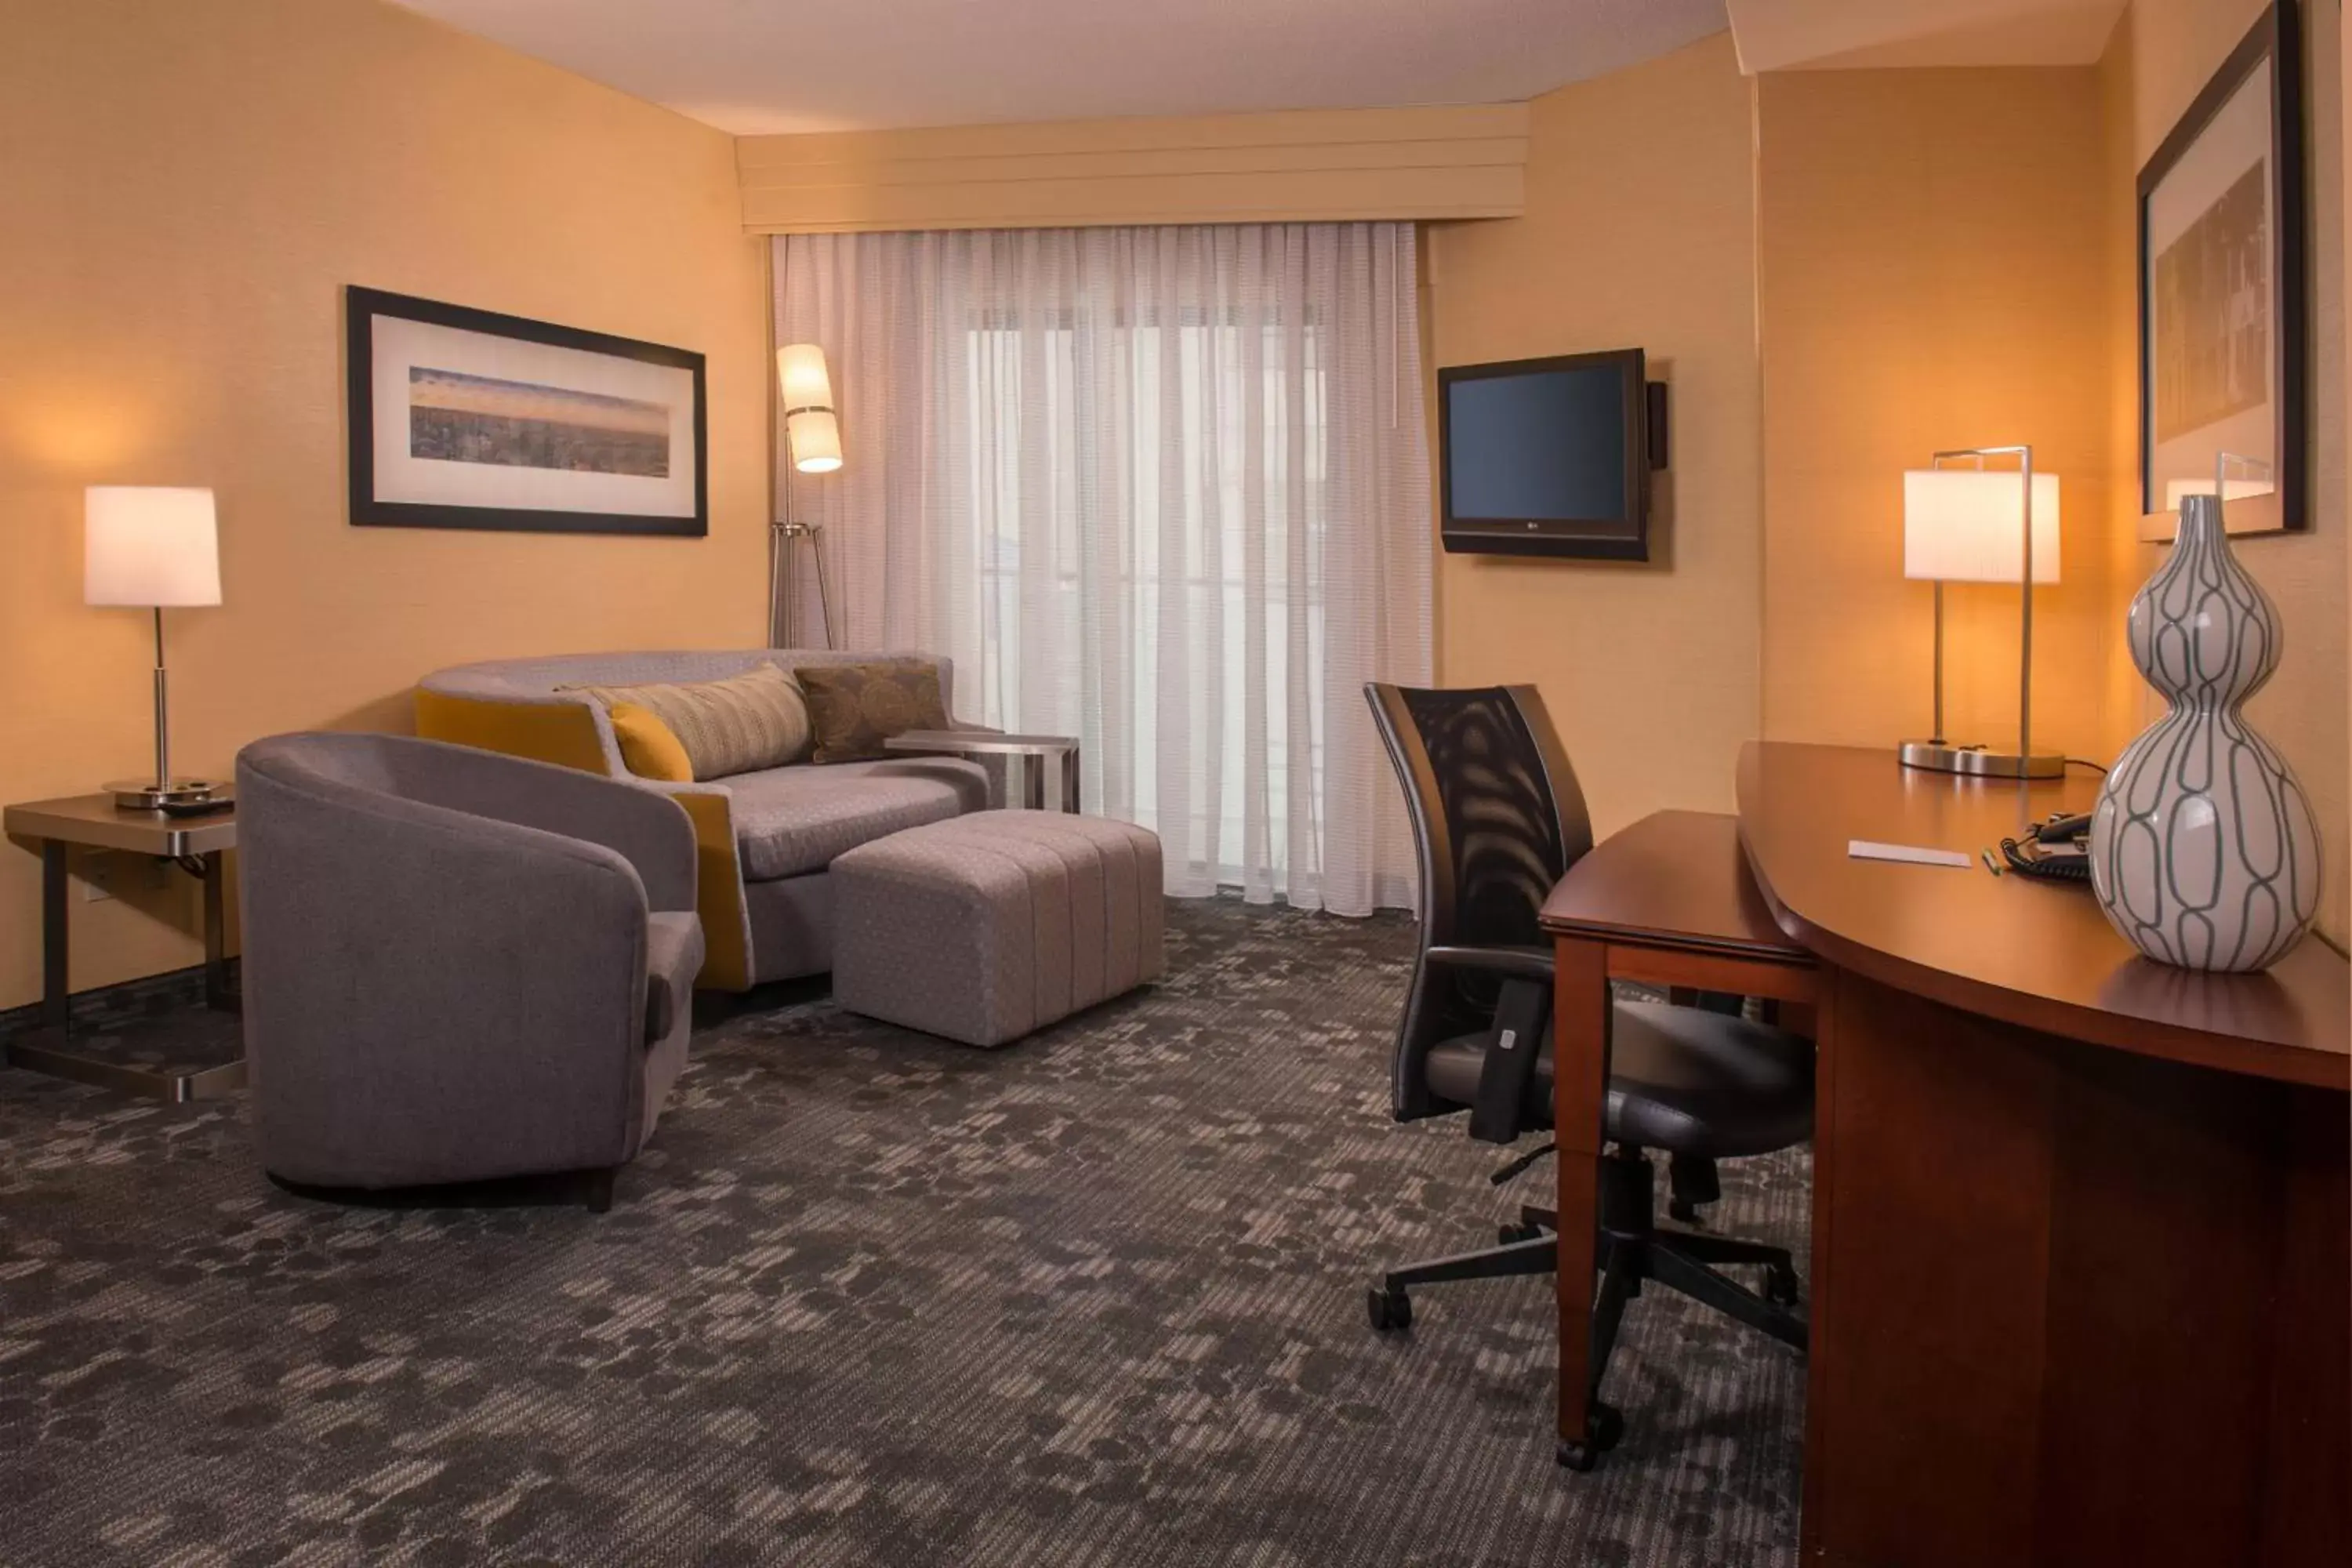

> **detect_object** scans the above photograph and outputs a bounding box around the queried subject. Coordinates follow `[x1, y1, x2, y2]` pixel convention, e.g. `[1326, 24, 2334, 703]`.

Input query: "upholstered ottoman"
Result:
[832, 811, 1165, 1047]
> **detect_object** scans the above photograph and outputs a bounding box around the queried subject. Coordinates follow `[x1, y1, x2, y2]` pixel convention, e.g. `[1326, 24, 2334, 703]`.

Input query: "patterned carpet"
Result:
[0, 898, 1806, 1567]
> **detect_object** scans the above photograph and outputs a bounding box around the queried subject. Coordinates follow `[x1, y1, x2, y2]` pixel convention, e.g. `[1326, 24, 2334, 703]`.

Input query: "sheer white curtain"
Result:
[774, 223, 1430, 914]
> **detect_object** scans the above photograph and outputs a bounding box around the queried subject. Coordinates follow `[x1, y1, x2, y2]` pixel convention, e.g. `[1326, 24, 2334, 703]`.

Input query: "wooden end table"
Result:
[882, 731, 1081, 812]
[2, 792, 243, 1102]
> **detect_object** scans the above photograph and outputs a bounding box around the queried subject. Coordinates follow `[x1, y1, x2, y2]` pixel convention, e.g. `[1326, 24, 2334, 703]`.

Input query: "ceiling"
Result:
[384, 0, 1733, 136]
[1725, 0, 2128, 72]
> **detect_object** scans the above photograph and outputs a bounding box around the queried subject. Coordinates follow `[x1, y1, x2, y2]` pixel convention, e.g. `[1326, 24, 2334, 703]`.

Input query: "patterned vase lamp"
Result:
[2089, 492, 2320, 971]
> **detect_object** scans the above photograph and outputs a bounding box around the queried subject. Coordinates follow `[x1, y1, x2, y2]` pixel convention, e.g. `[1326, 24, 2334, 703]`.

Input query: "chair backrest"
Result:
[1364, 684, 1595, 1120]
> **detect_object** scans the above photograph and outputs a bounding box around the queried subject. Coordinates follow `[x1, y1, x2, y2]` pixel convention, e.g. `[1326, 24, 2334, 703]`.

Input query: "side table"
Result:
[2, 793, 242, 1102]
[882, 731, 1082, 813]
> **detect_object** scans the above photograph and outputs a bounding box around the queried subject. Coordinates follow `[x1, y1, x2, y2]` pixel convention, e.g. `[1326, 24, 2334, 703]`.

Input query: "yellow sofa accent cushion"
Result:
[413, 688, 606, 773]
[608, 702, 694, 782]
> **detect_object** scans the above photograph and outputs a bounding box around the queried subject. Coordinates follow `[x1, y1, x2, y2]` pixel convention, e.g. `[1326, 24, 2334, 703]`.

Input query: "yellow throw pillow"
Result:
[608, 702, 694, 782]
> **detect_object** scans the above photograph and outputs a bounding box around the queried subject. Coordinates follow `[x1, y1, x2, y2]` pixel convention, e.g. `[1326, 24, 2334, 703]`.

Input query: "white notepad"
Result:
[1848, 839, 1973, 869]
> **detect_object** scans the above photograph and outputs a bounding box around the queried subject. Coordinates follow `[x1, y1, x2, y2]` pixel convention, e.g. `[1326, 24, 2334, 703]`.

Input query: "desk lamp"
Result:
[85, 485, 226, 811]
[770, 343, 841, 649]
[1899, 446, 2063, 780]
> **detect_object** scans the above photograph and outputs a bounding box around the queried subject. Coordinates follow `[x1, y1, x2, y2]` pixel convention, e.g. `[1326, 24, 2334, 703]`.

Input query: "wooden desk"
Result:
[1541, 746, 2349, 1567]
[1539, 810, 1817, 1461]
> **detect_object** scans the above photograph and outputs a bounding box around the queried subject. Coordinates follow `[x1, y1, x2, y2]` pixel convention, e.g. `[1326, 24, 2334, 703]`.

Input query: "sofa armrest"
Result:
[628, 779, 753, 993]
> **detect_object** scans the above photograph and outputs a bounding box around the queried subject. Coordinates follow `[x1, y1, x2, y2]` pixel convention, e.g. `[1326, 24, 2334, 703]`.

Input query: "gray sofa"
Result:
[237, 733, 705, 1206]
[415, 650, 989, 991]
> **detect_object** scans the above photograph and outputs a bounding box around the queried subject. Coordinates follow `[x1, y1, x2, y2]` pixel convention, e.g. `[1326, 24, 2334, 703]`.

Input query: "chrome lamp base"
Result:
[105, 777, 230, 814]
[1897, 740, 2065, 781]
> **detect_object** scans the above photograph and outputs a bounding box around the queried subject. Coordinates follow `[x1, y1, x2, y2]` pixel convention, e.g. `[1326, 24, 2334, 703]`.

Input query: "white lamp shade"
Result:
[776, 343, 834, 413]
[85, 486, 221, 608]
[1903, 470, 2060, 585]
[786, 408, 843, 474]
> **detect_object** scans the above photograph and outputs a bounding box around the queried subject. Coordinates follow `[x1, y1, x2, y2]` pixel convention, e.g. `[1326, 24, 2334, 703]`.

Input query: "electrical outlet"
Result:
[80, 852, 169, 903]
[82, 851, 117, 902]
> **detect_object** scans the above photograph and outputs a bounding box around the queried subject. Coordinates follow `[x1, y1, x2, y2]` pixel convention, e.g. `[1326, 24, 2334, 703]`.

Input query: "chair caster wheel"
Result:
[1588, 1400, 1624, 1451]
[1556, 1402, 1624, 1471]
[1367, 1286, 1413, 1333]
[1497, 1221, 1543, 1246]
[1764, 1261, 1800, 1308]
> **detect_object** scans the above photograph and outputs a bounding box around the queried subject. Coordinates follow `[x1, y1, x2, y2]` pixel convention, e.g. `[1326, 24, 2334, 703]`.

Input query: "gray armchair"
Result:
[235, 733, 705, 1208]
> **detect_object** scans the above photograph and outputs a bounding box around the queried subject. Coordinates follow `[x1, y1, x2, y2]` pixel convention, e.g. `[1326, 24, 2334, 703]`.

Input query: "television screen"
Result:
[1439, 349, 1654, 561]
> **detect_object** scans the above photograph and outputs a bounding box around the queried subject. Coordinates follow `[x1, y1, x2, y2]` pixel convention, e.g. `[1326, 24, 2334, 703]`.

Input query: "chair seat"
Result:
[1424, 1000, 1813, 1159]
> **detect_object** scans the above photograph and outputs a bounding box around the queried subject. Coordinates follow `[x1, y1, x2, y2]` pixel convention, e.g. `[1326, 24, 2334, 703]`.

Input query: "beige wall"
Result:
[1755, 66, 2118, 762]
[2122, 0, 2349, 941]
[0, 0, 770, 1010]
[1425, 33, 1763, 840]
[1753, 0, 2345, 938]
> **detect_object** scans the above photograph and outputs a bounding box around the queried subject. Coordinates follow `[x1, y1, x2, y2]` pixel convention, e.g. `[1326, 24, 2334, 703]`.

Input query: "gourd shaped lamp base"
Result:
[2089, 493, 2321, 971]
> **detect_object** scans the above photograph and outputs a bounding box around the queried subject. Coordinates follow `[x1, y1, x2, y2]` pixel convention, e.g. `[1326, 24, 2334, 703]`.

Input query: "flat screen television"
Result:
[1438, 348, 1664, 561]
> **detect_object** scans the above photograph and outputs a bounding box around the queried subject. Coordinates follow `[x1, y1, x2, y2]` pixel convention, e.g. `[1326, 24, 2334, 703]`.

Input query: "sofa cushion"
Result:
[797, 659, 950, 764]
[567, 665, 811, 780]
[728, 757, 989, 881]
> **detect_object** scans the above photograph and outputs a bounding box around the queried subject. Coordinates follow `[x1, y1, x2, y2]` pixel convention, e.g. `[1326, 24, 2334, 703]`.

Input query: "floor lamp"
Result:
[771, 343, 840, 649]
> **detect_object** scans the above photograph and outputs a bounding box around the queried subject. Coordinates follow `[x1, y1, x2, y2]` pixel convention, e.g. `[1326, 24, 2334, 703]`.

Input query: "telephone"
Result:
[2000, 812, 2092, 884]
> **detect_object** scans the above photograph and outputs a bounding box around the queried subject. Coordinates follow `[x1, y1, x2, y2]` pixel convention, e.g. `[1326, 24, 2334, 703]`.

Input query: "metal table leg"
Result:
[1044, 750, 1080, 814]
[201, 850, 238, 1014]
[1002, 753, 1033, 811]
[4, 839, 245, 1102]
[40, 840, 67, 1032]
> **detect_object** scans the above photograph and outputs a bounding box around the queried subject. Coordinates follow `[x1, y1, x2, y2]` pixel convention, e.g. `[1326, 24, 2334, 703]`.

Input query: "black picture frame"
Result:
[2135, 0, 2306, 536]
[346, 285, 708, 537]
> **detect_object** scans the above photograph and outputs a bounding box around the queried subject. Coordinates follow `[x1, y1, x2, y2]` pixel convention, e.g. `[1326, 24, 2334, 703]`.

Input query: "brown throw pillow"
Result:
[565, 663, 811, 781]
[797, 659, 949, 764]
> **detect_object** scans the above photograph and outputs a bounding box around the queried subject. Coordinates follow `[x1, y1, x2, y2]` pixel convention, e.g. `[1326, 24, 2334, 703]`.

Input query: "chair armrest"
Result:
[1423, 946, 1556, 983]
[377, 743, 698, 914]
[237, 755, 657, 1185]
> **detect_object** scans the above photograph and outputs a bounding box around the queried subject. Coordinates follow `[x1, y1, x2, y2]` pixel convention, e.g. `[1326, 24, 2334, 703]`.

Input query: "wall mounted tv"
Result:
[1439, 348, 1667, 561]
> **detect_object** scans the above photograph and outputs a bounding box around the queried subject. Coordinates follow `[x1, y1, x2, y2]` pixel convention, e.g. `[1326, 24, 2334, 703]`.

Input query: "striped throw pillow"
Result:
[568, 664, 811, 781]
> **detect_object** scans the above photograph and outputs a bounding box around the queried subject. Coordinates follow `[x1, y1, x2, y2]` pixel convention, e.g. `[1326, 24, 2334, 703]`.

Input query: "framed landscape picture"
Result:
[2136, 0, 2305, 540]
[346, 286, 707, 536]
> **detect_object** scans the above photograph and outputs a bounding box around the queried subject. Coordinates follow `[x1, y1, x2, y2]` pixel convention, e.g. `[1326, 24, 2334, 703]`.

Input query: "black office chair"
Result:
[1363, 682, 1812, 1470]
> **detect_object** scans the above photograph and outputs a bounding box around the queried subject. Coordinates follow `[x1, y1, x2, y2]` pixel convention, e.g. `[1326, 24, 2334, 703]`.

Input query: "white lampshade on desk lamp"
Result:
[85, 485, 227, 811]
[1898, 447, 2064, 781]
[770, 343, 840, 648]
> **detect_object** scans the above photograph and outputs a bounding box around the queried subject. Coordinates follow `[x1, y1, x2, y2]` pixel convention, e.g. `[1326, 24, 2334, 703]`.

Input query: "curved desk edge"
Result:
[1736, 742, 2350, 1092]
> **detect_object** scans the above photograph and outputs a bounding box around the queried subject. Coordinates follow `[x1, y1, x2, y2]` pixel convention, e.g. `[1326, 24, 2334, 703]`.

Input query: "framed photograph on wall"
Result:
[347, 286, 707, 536]
[2136, 0, 2305, 540]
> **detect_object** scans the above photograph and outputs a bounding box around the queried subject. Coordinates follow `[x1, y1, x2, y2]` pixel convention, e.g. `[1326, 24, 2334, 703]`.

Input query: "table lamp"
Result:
[85, 485, 226, 811]
[771, 343, 840, 649]
[1898, 446, 2063, 780]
